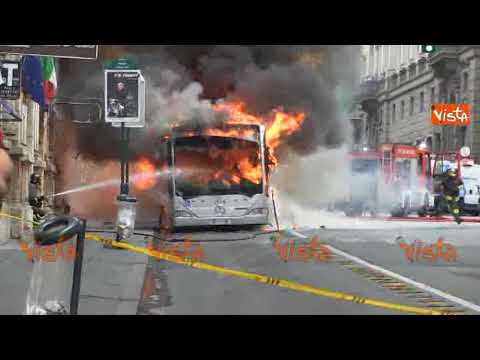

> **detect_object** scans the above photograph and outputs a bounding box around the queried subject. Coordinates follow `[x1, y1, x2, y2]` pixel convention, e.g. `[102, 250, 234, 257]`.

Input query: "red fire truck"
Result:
[343, 146, 381, 217]
[377, 144, 434, 217]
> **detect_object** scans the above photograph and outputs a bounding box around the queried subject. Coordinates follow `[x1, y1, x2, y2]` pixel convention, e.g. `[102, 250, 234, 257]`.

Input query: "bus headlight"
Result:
[175, 211, 193, 218]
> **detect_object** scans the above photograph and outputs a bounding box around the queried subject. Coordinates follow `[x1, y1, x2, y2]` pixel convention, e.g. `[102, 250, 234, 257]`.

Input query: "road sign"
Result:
[105, 57, 138, 70]
[0, 45, 98, 60]
[0, 61, 20, 100]
[460, 146, 471, 158]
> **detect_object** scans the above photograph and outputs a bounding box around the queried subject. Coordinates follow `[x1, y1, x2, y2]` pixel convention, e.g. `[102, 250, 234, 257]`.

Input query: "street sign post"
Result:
[104, 58, 145, 243]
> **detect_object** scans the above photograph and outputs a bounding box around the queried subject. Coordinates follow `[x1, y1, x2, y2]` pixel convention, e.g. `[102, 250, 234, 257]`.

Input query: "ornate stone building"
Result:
[0, 54, 57, 242]
[354, 45, 480, 157]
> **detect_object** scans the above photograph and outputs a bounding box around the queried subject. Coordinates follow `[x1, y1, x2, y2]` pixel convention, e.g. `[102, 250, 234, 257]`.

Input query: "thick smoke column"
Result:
[54, 45, 362, 219]
[57, 45, 361, 161]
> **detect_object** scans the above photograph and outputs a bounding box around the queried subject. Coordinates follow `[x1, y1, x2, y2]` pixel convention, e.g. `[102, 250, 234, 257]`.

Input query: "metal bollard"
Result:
[116, 195, 137, 242]
[25, 216, 86, 315]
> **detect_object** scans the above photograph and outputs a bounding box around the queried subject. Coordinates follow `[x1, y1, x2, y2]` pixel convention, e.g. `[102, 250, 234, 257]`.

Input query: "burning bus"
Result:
[159, 123, 272, 229]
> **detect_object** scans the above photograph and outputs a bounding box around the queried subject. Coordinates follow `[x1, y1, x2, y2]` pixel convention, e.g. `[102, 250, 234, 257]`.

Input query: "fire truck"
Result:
[377, 144, 434, 217]
[344, 144, 435, 217]
[343, 146, 381, 217]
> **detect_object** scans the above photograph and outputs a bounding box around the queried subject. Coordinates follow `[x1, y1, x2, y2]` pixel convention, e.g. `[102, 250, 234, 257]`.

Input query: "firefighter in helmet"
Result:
[440, 168, 464, 224]
[29, 174, 46, 219]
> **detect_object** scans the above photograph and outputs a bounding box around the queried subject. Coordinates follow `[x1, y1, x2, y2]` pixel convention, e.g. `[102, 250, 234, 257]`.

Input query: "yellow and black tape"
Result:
[0, 212, 465, 316]
[86, 235, 462, 316]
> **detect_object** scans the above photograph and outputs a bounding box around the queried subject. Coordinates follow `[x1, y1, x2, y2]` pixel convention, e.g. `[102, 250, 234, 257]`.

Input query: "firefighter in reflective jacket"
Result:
[440, 169, 464, 224]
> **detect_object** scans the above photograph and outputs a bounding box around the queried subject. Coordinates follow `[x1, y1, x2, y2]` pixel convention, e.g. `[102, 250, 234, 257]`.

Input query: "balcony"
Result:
[428, 45, 460, 78]
[356, 78, 382, 103]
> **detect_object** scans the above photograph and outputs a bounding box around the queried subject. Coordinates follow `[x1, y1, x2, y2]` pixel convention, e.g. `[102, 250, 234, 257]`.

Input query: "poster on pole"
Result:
[105, 70, 142, 123]
[112, 73, 145, 128]
[0, 61, 21, 100]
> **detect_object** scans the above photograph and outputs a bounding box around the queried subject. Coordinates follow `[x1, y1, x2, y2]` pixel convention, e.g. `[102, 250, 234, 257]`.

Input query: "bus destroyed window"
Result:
[174, 136, 263, 199]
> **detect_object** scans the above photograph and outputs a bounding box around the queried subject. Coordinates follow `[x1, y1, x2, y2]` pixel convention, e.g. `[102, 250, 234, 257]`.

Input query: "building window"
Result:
[392, 104, 396, 123]
[464, 72, 469, 94]
[418, 60, 426, 73]
[420, 92, 425, 113]
[390, 75, 398, 88]
[410, 97, 415, 117]
[401, 101, 405, 120]
[409, 65, 416, 79]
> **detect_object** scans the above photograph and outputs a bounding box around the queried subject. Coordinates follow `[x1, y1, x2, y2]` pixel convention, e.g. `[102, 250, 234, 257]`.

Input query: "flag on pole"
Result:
[21, 56, 46, 108]
[39, 57, 57, 105]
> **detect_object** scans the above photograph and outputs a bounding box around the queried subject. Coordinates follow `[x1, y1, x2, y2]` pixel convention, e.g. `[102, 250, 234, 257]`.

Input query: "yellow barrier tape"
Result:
[0, 212, 39, 226]
[0, 212, 462, 316]
[86, 234, 461, 316]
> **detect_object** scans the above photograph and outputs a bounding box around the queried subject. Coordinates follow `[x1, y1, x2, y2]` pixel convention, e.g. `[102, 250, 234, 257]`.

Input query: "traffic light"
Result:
[422, 45, 438, 54]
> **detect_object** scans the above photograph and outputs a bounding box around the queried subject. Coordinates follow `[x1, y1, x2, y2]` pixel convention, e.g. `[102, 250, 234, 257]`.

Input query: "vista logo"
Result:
[432, 104, 471, 126]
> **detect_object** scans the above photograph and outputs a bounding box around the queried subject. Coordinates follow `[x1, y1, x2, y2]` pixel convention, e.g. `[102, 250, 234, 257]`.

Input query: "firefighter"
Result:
[29, 174, 46, 220]
[440, 169, 464, 225]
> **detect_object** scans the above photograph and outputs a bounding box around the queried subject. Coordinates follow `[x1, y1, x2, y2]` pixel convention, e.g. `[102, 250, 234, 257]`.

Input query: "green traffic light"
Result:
[422, 45, 437, 54]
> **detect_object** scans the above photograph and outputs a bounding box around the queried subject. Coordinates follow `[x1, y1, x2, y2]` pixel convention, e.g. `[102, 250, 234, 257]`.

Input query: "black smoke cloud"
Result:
[56, 45, 361, 162]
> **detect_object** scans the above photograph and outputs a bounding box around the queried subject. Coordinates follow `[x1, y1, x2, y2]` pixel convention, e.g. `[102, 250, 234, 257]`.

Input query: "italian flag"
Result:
[39, 57, 57, 105]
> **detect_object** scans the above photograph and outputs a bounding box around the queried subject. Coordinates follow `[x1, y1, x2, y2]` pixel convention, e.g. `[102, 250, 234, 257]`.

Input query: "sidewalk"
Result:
[0, 230, 149, 315]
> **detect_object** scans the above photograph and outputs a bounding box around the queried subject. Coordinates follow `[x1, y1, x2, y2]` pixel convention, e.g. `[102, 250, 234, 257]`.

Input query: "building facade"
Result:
[0, 54, 57, 242]
[354, 45, 480, 158]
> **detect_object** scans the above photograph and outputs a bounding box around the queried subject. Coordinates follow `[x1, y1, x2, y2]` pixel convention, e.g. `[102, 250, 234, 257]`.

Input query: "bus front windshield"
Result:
[174, 136, 264, 199]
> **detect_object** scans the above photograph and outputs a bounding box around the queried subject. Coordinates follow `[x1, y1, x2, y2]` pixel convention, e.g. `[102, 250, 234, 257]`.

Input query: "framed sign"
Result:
[0, 61, 21, 100]
[105, 70, 142, 124]
[0, 45, 98, 60]
[111, 73, 145, 128]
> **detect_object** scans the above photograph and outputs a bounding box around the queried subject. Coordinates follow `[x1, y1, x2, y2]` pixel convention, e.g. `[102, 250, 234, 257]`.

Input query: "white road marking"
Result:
[285, 229, 480, 314]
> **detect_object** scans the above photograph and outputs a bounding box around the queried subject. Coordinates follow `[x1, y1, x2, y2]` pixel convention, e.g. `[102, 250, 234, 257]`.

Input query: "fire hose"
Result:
[0, 212, 464, 316]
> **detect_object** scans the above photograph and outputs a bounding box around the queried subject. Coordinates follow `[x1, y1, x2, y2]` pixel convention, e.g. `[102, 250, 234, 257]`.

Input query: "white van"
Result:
[459, 164, 480, 215]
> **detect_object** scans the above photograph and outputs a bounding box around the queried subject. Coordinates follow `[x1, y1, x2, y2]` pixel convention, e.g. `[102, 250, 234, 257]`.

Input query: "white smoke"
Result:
[145, 69, 220, 132]
[272, 145, 352, 226]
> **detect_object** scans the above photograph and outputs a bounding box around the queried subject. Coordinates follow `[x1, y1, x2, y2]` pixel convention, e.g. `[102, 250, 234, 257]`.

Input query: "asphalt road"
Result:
[136, 217, 480, 315]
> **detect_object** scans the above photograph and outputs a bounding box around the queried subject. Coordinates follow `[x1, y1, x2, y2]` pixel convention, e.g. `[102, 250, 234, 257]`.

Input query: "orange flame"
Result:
[213, 101, 305, 165]
[133, 158, 158, 191]
[135, 101, 305, 194]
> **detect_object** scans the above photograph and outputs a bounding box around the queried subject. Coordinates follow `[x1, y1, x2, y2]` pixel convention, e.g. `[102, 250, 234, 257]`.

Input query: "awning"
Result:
[0, 99, 21, 122]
